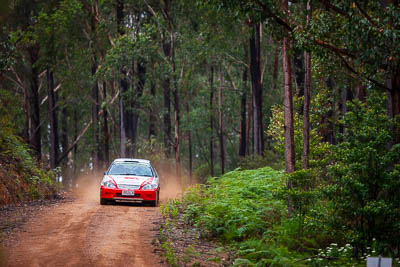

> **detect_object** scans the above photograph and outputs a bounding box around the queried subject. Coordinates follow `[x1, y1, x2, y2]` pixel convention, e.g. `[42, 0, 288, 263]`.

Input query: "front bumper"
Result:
[100, 186, 158, 202]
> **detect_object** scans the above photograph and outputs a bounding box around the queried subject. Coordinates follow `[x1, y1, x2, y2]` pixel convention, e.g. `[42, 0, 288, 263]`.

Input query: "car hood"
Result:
[106, 175, 155, 187]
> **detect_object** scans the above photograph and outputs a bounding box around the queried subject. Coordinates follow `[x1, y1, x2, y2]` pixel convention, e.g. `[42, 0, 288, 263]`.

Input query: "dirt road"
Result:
[2, 176, 174, 267]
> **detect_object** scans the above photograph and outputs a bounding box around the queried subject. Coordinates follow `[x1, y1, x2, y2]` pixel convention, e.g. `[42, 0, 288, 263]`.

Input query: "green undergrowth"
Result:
[161, 167, 380, 266]
[0, 91, 58, 205]
[0, 130, 58, 205]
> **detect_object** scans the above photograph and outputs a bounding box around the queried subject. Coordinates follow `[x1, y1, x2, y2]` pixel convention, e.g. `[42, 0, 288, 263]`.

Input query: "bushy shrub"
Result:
[326, 92, 400, 256]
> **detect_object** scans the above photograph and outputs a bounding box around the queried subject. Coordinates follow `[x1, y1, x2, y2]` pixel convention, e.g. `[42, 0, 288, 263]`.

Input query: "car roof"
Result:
[112, 158, 151, 164]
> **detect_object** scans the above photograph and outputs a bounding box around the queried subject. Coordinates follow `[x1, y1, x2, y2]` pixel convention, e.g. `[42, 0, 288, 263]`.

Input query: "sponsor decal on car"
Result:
[140, 177, 154, 187]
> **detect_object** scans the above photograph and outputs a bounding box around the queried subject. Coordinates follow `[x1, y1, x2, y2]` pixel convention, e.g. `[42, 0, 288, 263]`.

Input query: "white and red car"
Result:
[100, 158, 160, 206]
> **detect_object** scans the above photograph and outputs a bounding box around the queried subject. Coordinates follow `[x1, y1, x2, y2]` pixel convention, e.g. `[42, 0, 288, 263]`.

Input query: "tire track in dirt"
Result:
[3, 197, 165, 267]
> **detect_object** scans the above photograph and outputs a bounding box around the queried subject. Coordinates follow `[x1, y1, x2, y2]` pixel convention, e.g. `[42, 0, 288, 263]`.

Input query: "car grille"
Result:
[118, 184, 140, 190]
[116, 193, 141, 198]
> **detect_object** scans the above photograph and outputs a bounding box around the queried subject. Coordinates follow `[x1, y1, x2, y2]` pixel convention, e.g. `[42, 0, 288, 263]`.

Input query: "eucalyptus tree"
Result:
[3, 0, 87, 170]
[202, 0, 294, 172]
[3, 0, 44, 161]
[306, 1, 400, 141]
[302, 0, 311, 169]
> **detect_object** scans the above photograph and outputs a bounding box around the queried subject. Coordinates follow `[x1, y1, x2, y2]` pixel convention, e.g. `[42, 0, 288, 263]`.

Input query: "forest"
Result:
[1, 0, 400, 265]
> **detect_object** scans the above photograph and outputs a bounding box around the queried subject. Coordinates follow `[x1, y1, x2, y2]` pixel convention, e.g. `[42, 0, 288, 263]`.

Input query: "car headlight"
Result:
[101, 177, 116, 188]
[142, 183, 158, 190]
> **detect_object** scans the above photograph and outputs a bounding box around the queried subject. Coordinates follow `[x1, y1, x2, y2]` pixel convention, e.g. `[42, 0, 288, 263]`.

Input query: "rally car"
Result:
[100, 158, 160, 206]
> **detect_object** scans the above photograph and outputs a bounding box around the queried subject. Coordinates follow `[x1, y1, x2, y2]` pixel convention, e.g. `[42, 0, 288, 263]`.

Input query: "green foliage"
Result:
[307, 243, 362, 266]
[190, 168, 285, 242]
[326, 92, 400, 256]
[0, 89, 58, 205]
[267, 100, 332, 170]
[161, 241, 178, 267]
[0, 27, 14, 72]
[265, 90, 400, 260]
[163, 118, 400, 265]
[238, 152, 283, 171]
[163, 167, 319, 265]
[193, 163, 212, 182]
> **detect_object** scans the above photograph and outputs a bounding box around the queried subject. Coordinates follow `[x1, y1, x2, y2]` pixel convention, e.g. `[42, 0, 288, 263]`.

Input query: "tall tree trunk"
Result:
[119, 94, 126, 157]
[117, 0, 128, 157]
[249, 22, 264, 156]
[117, 0, 124, 157]
[324, 78, 336, 144]
[90, 3, 102, 169]
[27, 45, 41, 161]
[282, 0, 295, 216]
[161, 0, 181, 178]
[239, 65, 247, 158]
[186, 103, 192, 182]
[124, 86, 134, 157]
[149, 80, 156, 139]
[294, 47, 304, 99]
[218, 69, 225, 174]
[91, 54, 100, 169]
[342, 86, 353, 115]
[357, 81, 366, 102]
[390, 72, 400, 118]
[73, 109, 78, 178]
[209, 66, 215, 176]
[60, 98, 68, 157]
[103, 81, 109, 166]
[173, 93, 181, 179]
[131, 61, 146, 157]
[24, 86, 29, 143]
[340, 85, 353, 135]
[163, 42, 172, 158]
[162, 0, 172, 159]
[391, 71, 400, 143]
[387, 0, 400, 142]
[303, 0, 311, 170]
[282, 38, 295, 174]
[173, 65, 181, 179]
[246, 92, 252, 155]
[272, 41, 280, 92]
[47, 68, 59, 169]
[60, 96, 69, 187]
[239, 47, 248, 158]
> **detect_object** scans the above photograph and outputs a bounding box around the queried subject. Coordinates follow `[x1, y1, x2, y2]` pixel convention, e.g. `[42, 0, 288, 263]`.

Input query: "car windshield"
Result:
[107, 163, 153, 176]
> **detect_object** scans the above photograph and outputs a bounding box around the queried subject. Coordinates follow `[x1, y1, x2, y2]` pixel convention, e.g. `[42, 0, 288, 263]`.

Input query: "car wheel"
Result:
[100, 198, 108, 205]
[151, 191, 159, 207]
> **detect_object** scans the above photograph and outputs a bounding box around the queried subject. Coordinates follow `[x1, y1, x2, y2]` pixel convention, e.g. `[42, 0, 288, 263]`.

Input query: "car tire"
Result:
[151, 191, 159, 207]
[100, 198, 108, 205]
